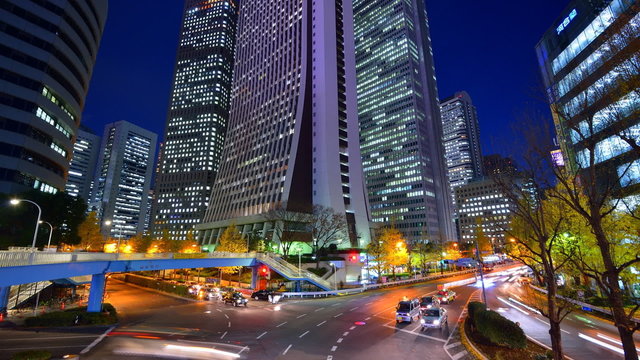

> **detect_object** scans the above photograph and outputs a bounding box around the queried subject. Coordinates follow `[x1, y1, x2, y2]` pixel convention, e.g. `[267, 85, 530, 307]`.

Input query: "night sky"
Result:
[82, 0, 570, 160]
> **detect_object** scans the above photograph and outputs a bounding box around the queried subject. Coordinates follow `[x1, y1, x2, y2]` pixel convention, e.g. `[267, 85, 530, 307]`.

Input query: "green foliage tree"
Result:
[379, 226, 409, 280]
[216, 224, 248, 277]
[77, 212, 103, 251]
[129, 234, 153, 253]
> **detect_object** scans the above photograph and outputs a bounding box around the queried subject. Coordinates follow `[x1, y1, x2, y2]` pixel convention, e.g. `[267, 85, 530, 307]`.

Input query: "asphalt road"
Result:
[0, 326, 109, 359]
[83, 272, 483, 360]
[480, 266, 640, 359]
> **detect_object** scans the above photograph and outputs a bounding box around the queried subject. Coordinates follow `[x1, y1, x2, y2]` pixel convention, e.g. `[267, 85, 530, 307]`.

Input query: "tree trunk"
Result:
[592, 218, 638, 360]
[546, 277, 564, 360]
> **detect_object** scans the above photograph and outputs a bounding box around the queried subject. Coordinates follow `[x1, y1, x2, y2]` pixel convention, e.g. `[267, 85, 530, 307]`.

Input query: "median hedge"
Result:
[11, 350, 51, 360]
[24, 303, 117, 327]
[467, 301, 526, 349]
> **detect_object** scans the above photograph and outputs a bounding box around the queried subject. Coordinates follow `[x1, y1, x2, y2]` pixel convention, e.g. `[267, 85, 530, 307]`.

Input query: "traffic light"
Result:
[260, 266, 270, 279]
[348, 253, 358, 262]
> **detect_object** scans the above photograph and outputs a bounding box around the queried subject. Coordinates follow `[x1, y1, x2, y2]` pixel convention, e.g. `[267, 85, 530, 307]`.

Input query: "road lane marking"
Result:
[317, 321, 327, 326]
[331, 303, 340, 306]
[299, 330, 310, 338]
[349, 326, 356, 330]
[331, 346, 337, 351]
[343, 332, 349, 336]
[228, 322, 231, 327]
[364, 317, 371, 320]
[509, 297, 541, 314]
[257, 331, 268, 339]
[283, 344, 292, 355]
[596, 333, 640, 351]
[497, 297, 529, 315]
[533, 317, 570, 334]
[277, 321, 287, 328]
[410, 323, 422, 332]
[224, 314, 229, 319]
[445, 341, 462, 349]
[578, 333, 624, 355]
[220, 331, 227, 339]
[327, 356, 333, 360]
[80, 325, 115, 354]
[315, 307, 325, 312]
[216, 309, 222, 312]
[297, 313, 307, 319]
[452, 350, 469, 360]
[350, 307, 358, 311]
[337, 338, 343, 343]
[334, 313, 343, 318]
[383, 325, 447, 342]
[365, 302, 373, 305]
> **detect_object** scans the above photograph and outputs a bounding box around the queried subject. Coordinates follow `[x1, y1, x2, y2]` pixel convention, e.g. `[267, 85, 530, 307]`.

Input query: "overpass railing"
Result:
[256, 253, 333, 291]
[0, 251, 257, 268]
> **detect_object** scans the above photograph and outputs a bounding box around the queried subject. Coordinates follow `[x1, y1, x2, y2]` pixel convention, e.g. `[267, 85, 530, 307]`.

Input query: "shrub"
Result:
[24, 303, 117, 327]
[11, 350, 51, 360]
[534, 352, 553, 360]
[467, 301, 486, 328]
[475, 309, 526, 349]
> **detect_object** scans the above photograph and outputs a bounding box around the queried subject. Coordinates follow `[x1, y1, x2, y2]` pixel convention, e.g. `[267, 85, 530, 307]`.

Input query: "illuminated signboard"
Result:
[551, 149, 565, 167]
[556, 9, 578, 35]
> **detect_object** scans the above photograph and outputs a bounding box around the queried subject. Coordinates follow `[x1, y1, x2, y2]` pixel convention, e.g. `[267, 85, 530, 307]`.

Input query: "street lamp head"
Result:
[10, 199, 19, 205]
[104, 220, 112, 226]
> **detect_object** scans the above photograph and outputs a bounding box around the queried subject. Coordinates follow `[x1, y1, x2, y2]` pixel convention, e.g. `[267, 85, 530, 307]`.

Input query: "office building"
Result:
[89, 121, 157, 239]
[536, 0, 639, 198]
[455, 177, 516, 250]
[196, 0, 372, 248]
[440, 92, 484, 197]
[484, 154, 519, 177]
[152, 0, 239, 240]
[65, 125, 100, 202]
[353, 0, 456, 243]
[0, 0, 107, 194]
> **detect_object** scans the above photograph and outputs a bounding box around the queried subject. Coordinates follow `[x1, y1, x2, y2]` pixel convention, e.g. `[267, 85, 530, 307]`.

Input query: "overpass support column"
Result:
[0, 286, 10, 314]
[87, 274, 106, 313]
[250, 266, 258, 289]
[294, 281, 302, 292]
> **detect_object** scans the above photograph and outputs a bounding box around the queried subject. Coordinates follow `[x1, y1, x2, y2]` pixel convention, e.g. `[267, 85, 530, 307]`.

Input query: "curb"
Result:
[526, 336, 575, 360]
[459, 317, 489, 360]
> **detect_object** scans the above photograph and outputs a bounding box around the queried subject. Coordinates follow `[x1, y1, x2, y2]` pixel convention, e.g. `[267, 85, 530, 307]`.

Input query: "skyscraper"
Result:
[536, 0, 639, 198]
[65, 125, 100, 202]
[197, 0, 371, 247]
[152, 0, 239, 240]
[440, 91, 484, 195]
[89, 121, 157, 239]
[0, 0, 107, 194]
[353, 0, 456, 243]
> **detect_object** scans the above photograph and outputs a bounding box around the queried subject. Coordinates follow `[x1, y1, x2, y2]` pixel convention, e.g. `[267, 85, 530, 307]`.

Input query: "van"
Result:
[396, 298, 420, 323]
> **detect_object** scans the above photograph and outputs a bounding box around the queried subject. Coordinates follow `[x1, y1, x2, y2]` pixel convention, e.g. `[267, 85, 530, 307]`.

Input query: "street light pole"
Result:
[475, 237, 488, 305]
[330, 262, 338, 290]
[10, 199, 42, 249]
[39, 221, 53, 248]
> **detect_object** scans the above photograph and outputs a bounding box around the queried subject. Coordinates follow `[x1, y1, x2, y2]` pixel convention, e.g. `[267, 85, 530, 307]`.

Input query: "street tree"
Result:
[216, 225, 249, 283]
[77, 211, 103, 251]
[309, 205, 347, 268]
[378, 226, 409, 281]
[263, 204, 309, 257]
[128, 234, 153, 253]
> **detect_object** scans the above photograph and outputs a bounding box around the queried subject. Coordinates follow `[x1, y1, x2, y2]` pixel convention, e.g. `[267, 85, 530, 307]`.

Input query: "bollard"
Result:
[60, 302, 65, 310]
[0, 312, 4, 322]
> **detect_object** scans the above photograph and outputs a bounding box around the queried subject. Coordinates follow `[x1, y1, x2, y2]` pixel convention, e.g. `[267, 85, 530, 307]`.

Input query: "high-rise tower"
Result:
[65, 125, 100, 203]
[353, 0, 456, 243]
[440, 91, 484, 206]
[0, 0, 107, 194]
[152, 0, 239, 240]
[89, 121, 157, 239]
[197, 0, 372, 247]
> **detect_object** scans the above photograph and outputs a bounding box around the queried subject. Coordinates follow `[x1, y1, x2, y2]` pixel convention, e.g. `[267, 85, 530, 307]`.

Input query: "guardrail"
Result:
[530, 285, 640, 324]
[279, 269, 478, 298]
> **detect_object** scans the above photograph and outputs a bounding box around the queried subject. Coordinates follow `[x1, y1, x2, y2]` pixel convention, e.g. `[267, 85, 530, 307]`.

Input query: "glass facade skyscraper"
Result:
[65, 125, 100, 203]
[0, 0, 107, 194]
[152, 0, 239, 240]
[89, 121, 157, 239]
[440, 91, 484, 208]
[354, 0, 456, 243]
[536, 0, 639, 199]
[197, 0, 371, 248]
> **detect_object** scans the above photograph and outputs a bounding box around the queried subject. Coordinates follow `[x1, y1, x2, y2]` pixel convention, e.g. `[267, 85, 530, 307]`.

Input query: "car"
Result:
[517, 276, 532, 285]
[435, 289, 456, 304]
[420, 307, 448, 330]
[395, 298, 420, 323]
[419, 296, 440, 310]
[482, 265, 494, 272]
[251, 290, 273, 301]
[223, 292, 248, 307]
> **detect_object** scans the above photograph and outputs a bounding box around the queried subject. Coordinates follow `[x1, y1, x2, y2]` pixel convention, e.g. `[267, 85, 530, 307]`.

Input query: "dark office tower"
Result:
[354, 0, 456, 243]
[440, 92, 484, 195]
[0, 0, 107, 194]
[197, 0, 372, 247]
[152, 0, 239, 241]
[536, 0, 639, 200]
[65, 125, 100, 203]
[90, 121, 157, 239]
[484, 154, 519, 177]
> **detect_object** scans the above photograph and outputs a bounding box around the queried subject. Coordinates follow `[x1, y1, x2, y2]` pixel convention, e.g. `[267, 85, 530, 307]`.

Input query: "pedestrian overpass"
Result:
[0, 251, 332, 313]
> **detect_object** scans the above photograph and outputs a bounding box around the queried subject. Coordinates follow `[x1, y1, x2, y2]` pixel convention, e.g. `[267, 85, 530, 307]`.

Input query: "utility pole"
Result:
[475, 234, 488, 305]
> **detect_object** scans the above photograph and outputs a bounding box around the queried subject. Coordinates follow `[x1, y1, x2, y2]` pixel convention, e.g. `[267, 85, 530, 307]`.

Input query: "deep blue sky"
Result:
[83, 0, 570, 158]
